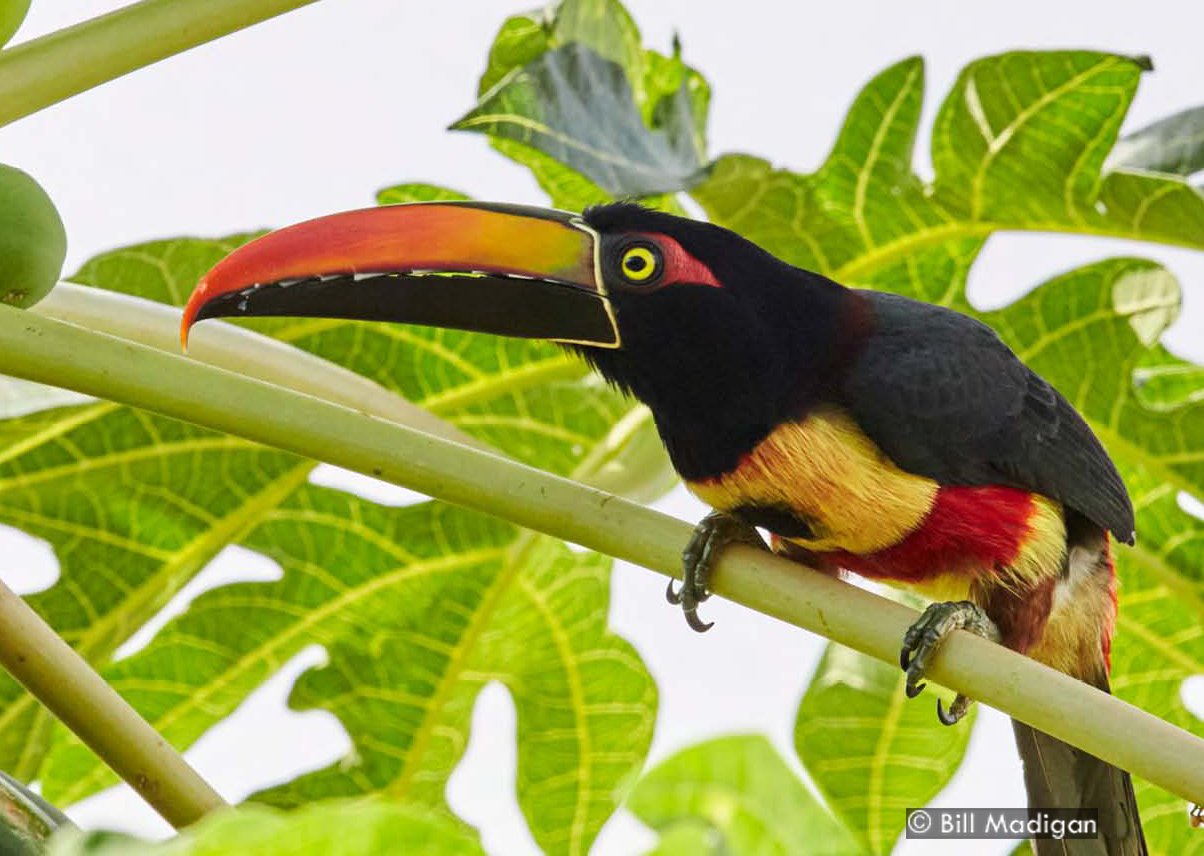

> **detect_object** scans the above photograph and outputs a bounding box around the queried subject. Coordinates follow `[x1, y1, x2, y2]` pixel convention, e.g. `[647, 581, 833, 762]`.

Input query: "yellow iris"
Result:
[620, 245, 657, 282]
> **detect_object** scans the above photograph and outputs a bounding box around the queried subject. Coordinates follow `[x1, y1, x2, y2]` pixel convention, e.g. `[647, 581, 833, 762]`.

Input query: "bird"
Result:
[182, 200, 1145, 855]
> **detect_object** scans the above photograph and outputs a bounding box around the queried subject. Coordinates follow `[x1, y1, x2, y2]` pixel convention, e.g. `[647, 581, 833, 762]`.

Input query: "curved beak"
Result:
[180, 201, 618, 351]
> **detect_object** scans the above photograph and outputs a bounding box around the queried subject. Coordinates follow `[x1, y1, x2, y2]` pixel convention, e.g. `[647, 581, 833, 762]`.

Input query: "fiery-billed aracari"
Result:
[182, 201, 1144, 854]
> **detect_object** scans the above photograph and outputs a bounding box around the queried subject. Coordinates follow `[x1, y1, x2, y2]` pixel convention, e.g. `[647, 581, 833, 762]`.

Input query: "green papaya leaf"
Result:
[0, 0, 30, 49]
[375, 183, 469, 205]
[45, 494, 655, 856]
[641, 824, 722, 856]
[1109, 104, 1204, 180]
[796, 645, 972, 855]
[628, 735, 862, 856]
[478, 9, 552, 98]
[47, 800, 484, 856]
[694, 52, 1204, 289]
[477, 0, 643, 105]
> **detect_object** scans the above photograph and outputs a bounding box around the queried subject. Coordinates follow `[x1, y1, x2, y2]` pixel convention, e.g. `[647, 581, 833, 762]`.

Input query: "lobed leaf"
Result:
[796, 645, 972, 855]
[694, 52, 1204, 290]
[628, 735, 862, 856]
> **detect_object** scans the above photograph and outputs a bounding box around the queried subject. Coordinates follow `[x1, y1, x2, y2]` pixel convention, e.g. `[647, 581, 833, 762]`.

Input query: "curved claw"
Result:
[665, 578, 682, 605]
[906, 680, 926, 699]
[900, 648, 912, 671]
[684, 607, 713, 633]
[936, 698, 956, 726]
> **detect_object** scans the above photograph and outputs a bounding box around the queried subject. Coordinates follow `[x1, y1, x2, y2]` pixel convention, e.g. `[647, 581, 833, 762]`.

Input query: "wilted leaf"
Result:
[453, 43, 703, 198]
[628, 735, 862, 856]
[465, 0, 708, 205]
[1110, 104, 1204, 180]
[1, 768, 69, 855]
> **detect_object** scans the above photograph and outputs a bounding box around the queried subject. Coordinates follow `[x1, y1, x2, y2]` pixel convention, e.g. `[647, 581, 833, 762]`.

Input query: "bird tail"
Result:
[1011, 529, 1146, 855]
[1011, 691, 1146, 855]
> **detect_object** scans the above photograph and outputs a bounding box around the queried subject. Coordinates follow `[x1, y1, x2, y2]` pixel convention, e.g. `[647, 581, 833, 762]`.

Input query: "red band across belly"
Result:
[818, 484, 1037, 583]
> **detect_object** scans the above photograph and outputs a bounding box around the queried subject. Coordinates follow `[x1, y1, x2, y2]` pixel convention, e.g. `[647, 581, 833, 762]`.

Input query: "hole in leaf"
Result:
[1181, 676, 1204, 722]
[446, 681, 540, 854]
[188, 644, 349, 800]
[114, 545, 283, 660]
[964, 230, 1204, 355]
[1179, 491, 1204, 522]
[0, 524, 59, 594]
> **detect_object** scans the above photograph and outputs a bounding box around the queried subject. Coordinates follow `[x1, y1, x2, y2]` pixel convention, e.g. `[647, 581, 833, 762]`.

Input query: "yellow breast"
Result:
[686, 405, 938, 554]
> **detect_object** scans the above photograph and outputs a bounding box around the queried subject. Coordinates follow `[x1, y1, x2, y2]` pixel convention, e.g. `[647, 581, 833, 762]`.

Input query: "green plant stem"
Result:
[0, 0, 320, 128]
[36, 284, 487, 451]
[0, 577, 226, 828]
[2, 304, 1204, 810]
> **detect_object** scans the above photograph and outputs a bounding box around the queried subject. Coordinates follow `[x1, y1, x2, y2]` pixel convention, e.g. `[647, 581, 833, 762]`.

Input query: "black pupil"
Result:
[625, 253, 647, 272]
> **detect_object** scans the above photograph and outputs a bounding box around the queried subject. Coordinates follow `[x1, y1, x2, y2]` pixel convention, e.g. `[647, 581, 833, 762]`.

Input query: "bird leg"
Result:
[668, 511, 767, 633]
[899, 599, 1000, 725]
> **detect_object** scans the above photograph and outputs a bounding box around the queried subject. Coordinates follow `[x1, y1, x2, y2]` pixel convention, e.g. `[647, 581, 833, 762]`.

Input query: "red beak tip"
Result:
[180, 278, 211, 354]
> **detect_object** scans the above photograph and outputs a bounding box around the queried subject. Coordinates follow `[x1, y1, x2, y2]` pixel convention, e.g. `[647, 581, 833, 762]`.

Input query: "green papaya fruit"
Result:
[0, 164, 66, 308]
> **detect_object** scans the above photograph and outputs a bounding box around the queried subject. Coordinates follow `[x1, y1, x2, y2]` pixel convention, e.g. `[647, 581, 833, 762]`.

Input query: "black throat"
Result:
[575, 265, 865, 482]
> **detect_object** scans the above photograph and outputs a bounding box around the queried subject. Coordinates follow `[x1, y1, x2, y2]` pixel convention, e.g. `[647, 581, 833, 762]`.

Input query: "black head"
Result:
[568, 203, 857, 479]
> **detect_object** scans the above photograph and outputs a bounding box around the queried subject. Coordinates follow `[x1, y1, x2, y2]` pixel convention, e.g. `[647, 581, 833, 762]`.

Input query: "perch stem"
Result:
[0, 0, 320, 127]
[0, 577, 226, 827]
[0, 303, 1202, 812]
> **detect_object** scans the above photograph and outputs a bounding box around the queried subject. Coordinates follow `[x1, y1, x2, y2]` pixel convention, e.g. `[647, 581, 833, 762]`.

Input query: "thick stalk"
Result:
[0, 578, 226, 827]
[0, 0, 320, 127]
[35, 285, 486, 451]
[0, 304, 1202, 809]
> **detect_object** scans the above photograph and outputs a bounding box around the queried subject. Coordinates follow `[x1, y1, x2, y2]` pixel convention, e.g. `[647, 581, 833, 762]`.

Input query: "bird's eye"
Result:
[619, 244, 661, 285]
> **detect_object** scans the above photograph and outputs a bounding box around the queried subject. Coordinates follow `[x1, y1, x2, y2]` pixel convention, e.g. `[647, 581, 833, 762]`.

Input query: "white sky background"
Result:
[3, 1, 1204, 854]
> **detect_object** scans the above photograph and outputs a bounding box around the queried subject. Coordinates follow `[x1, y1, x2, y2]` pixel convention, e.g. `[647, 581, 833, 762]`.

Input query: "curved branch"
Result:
[0, 578, 226, 827]
[1, 303, 1202, 814]
[0, 0, 319, 128]
[36, 284, 487, 451]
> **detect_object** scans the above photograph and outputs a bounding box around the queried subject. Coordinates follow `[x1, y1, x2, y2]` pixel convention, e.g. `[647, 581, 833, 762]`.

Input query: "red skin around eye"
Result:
[634, 232, 721, 288]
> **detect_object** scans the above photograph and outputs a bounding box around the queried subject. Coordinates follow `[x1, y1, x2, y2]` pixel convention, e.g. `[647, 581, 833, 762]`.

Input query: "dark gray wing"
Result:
[841, 293, 1135, 543]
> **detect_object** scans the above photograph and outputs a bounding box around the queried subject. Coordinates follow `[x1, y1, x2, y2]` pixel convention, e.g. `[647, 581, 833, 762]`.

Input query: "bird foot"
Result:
[668, 511, 767, 633]
[899, 600, 1000, 725]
